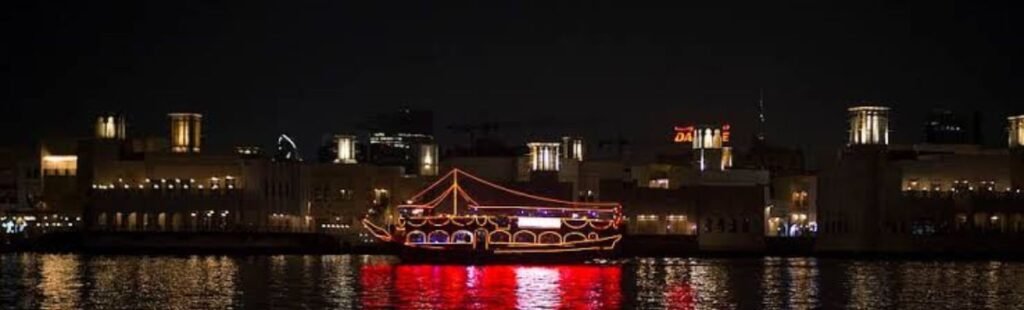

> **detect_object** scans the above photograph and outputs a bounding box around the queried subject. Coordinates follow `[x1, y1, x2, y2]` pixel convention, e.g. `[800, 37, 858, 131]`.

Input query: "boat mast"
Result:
[452, 169, 459, 216]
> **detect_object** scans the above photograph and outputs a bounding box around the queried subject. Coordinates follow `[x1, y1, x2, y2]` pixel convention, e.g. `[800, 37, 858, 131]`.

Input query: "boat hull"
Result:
[397, 232, 622, 263]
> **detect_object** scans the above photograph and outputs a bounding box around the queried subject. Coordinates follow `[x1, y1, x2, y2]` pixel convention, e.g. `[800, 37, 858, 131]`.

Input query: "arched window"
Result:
[564, 232, 586, 243]
[428, 230, 449, 243]
[407, 231, 426, 243]
[513, 231, 536, 243]
[539, 232, 562, 244]
[452, 230, 473, 244]
[489, 230, 511, 243]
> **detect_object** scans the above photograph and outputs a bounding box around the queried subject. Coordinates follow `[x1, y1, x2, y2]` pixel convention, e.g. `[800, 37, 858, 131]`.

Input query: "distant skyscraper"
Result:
[924, 109, 970, 144]
[367, 108, 435, 175]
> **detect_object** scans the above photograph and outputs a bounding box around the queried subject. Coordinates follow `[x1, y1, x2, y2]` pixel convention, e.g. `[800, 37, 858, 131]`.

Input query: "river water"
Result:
[1, 254, 1022, 309]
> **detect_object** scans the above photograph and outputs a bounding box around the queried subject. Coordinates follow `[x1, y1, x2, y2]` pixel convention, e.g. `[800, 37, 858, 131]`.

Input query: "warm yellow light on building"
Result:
[418, 143, 438, 176]
[41, 155, 77, 176]
[848, 106, 890, 145]
[636, 214, 658, 221]
[235, 146, 261, 156]
[666, 215, 687, 221]
[561, 136, 584, 161]
[693, 127, 725, 149]
[1009, 115, 1024, 148]
[527, 142, 561, 171]
[648, 178, 670, 189]
[168, 113, 202, 153]
[333, 135, 358, 164]
[95, 114, 126, 140]
[720, 146, 733, 170]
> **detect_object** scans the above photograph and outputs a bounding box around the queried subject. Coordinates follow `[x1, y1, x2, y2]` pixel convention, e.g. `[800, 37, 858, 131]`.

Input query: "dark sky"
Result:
[5, 1, 1021, 166]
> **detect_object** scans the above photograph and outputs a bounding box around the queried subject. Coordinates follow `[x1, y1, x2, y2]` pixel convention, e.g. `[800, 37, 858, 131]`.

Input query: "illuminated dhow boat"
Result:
[362, 169, 623, 258]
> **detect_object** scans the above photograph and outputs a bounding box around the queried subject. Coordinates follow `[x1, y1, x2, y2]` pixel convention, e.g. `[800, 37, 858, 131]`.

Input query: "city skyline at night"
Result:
[4, 2, 1024, 309]
[7, 2, 1022, 165]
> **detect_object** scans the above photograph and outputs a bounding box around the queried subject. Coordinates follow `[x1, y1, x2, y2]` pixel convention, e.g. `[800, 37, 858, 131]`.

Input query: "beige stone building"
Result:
[817, 106, 1024, 253]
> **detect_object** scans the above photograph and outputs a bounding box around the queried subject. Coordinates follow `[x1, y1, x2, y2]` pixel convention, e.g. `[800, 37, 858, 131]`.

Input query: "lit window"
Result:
[637, 215, 658, 221]
[648, 178, 669, 189]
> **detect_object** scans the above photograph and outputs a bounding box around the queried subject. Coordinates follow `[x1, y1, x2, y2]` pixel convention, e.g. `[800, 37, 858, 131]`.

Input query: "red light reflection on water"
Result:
[664, 283, 696, 310]
[360, 263, 621, 309]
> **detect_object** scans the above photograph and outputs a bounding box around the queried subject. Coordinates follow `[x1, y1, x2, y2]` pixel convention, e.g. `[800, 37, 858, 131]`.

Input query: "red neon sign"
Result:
[673, 126, 695, 143]
[722, 124, 731, 143]
[673, 125, 731, 143]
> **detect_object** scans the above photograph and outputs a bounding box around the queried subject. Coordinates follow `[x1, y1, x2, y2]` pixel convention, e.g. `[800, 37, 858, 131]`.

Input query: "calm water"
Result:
[2, 254, 1023, 309]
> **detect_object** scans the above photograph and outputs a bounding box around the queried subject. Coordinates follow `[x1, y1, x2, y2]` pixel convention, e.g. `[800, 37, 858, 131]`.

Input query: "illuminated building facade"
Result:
[334, 135, 358, 164]
[528, 142, 561, 172]
[561, 136, 584, 161]
[766, 175, 817, 237]
[600, 181, 766, 251]
[95, 114, 126, 140]
[26, 111, 448, 239]
[418, 143, 438, 176]
[494, 124, 771, 251]
[0, 147, 76, 236]
[69, 113, 314, 233]
[1010, 115, 1024, 148]
[1008, 115, 1024, 196]
[40, 155, 76, 177]
[673, 124, 733, 171]
[818, 105, 1024, 253]
[168, 113, 202, 153]
[37, 139, 81, 218]
[847, 106, 889, 145]
[308, 163, 426, 244]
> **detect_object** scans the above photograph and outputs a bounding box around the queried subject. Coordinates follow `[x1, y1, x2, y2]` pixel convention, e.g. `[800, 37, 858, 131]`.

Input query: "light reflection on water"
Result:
[2, 254, 1024, 309]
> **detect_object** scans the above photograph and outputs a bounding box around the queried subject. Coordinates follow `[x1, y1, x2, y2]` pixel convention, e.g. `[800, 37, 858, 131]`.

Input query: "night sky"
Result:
[5, 1, 1021, 166]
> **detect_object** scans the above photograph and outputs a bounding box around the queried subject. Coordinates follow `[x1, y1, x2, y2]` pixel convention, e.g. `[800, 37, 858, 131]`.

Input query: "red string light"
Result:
[454, 169, 620, 208]
[407, 169, 457, 203]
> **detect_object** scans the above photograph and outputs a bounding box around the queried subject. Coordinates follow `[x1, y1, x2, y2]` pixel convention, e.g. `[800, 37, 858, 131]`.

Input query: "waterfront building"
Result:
[80, 113, 312, 232]
[671, 124, 734, 171]
[765, 175, 817, 237]
[308, 134, 429, 243]
[0, 148, 41, 211]
[817, 105, 1024, 253]
[440, 129, 770, 252]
